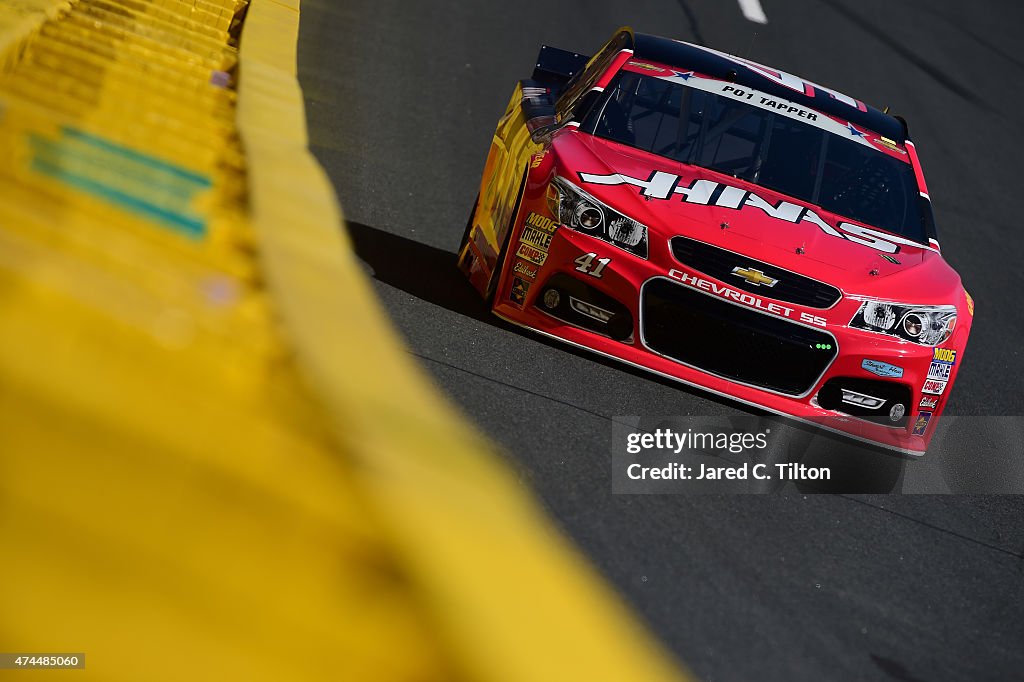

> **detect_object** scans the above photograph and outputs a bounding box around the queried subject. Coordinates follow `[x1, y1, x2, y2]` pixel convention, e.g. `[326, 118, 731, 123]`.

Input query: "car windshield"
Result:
[585, 70, 928, 243]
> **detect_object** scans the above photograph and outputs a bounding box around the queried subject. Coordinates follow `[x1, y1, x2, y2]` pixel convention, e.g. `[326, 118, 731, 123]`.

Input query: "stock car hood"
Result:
[555, 131, 962, 302]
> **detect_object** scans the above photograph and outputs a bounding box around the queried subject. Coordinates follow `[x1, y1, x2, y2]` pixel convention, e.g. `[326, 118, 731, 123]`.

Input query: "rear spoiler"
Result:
[532, 45, 590, 87]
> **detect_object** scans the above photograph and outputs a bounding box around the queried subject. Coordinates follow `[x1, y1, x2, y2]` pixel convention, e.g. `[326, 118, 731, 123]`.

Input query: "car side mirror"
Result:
[529, 118, 566, 144]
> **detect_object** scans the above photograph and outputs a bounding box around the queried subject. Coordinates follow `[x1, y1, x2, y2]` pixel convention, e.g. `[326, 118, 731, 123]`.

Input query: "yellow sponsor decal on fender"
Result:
[525, 211, 559, 234]
[965, 290, 974, 316]
[516, 242, 549, 266]
[521, 225, 553, 251]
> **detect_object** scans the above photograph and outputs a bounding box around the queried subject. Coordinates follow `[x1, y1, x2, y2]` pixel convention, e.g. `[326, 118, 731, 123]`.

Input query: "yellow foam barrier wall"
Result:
[0, 0, 692, 680]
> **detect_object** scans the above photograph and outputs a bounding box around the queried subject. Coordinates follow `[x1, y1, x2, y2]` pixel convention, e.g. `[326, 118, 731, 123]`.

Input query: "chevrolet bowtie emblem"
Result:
[731, 266, 778, 287]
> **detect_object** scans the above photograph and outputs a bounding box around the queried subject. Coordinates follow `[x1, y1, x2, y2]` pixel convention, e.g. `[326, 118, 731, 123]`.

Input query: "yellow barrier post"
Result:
[0, 0, 694, 679]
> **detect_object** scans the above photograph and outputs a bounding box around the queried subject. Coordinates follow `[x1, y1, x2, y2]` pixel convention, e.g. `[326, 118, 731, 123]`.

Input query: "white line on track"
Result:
[738, 0, 768, 24]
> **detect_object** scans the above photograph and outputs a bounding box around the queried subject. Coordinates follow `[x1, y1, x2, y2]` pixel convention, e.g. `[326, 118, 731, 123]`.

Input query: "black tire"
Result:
[456, 194, 479, 272]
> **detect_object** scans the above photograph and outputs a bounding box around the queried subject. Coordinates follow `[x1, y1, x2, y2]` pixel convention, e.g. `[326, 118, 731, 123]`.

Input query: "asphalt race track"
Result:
[297, 2, 1024, 680]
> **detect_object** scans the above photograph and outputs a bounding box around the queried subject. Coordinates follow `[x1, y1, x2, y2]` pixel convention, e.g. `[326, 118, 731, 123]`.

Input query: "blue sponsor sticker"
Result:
[912, 412, 932, 436]
[861, 359, 904, 378]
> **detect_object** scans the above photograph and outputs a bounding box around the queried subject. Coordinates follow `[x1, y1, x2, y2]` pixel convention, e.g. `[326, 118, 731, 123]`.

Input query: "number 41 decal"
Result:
[574, 253, 610, 278]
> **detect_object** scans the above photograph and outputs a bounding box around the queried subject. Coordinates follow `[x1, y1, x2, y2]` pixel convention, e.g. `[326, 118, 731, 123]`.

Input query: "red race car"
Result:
[457, 28, 972, 455]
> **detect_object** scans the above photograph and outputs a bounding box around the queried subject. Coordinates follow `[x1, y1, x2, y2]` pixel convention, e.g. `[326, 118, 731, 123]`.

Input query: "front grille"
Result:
[671, 236, 841, 309]
[642, 278, 837, 396]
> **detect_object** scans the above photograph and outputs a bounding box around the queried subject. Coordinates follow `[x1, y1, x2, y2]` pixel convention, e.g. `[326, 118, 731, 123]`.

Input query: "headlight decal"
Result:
[551, 176, 649, 259]
[850, 300, 957, 346]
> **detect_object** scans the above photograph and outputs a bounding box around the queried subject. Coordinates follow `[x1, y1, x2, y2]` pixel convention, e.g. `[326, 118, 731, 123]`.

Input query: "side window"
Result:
[591, 74, 702, 162]
[555, 31, 631, 122]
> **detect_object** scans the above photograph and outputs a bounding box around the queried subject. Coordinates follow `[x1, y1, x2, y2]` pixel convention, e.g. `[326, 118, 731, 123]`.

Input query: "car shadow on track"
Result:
[346, 219, 912, 493]
[347, 219, 746, 404]
[347, 219, 741, 397]
[345, 219, 499, 325]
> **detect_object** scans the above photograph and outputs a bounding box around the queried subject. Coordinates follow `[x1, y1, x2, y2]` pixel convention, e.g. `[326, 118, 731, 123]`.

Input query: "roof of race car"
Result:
[631, 33, 906, 142]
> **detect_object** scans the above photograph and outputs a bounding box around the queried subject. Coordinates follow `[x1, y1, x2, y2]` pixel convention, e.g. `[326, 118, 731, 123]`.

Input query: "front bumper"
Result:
[493, 220, 965, 455]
